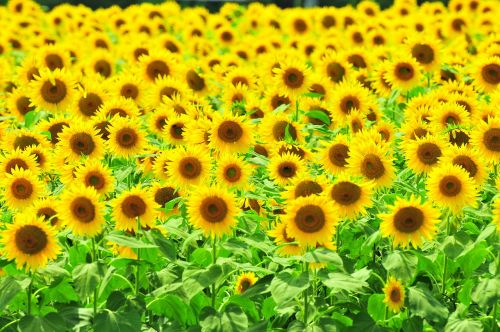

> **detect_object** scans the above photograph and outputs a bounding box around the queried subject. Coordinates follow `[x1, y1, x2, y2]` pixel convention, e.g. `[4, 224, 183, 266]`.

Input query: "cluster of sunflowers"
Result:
[0, 0, 499, 330]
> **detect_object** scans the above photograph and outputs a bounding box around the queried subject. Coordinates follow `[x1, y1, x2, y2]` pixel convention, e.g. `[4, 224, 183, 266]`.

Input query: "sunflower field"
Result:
[0, 0, 499, 331]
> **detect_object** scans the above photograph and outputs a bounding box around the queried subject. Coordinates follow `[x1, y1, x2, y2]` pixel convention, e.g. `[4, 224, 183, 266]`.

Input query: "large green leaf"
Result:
[269, 270, 309, 304]
[304, 110, 331, 125]
[18, 314, 68, 332]
[367, 294, 386, 322]
[408, 284, 448, 325]
[199, 304, 248, 332]
[321, 268, 370, 294]
[223, 295, 259, 322]
[182, 264, 223, 299]
[72, 262, 106, 299]
[445, 316, 483, 332]
[94, 308, 141, 332]
[383, 251, 417, 282]
[0, 276, 30, 312]
[148, 294, 195, 326]
[106, 233, 158, 249]
[304, 248, 343, 269]
[471, 277, 500, 308]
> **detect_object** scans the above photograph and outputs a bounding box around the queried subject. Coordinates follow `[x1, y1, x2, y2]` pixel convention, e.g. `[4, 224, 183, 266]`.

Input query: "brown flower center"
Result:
[45, 54, 64, 70]
[85, 171, 105, 190]
[328, 143, 349, 168]
[94, 121, 110, 141]
[186, 70, 205, 91]
[481, 64, 500, 85]
[271, 95, 291, 110]
[395, 63, 415, 81]
[15, 225, 47, 254]
[439, 175, 462, 197]
[121, 195, 146, 218]
[16, 96, 35, 115]
[393, 206, 423, 233]
[278, 145, 306, 159]
[326, 62, 345, 83]
[94, 60, 112, 78]
[483, 128, 500, 151]
[278, 162, 297, 179]
[411, 44, 434, 64]
[14, 136, 39, 150]
[71, 197, 96, 223]
[390, 288, 401, 303]
[70, 133, 96, 156]
[116, 128, 138, 148]
[239, 279, 251, 293]
[200, 196, 228, 223]
[37, 207, 58, 226]
[5, 159, 28, 173]
[224, 164, 241, 182]
[47, 121, 68, 145]
[331, 181, 361, 205]
[272, 121, 297, 141]
[322, 15, 335, 28]
[254, 145, 269, 157]
[283, 68, 304, 89]
[449, 130, 469, 146]
[120, 84, 139, 99]
[11, 178, 33, 199]
[295, 205, 326, 233]
[293, 18, 307, 33]
[41, 79, 67, 104]
[294, 180, 322, 198]
[169, 123, 184, 140]
[154, 187, 178, 207]
[417, 142, 441, 165]
[146, 60, 169, 81]
[340, 96, 360, 115]
[78, 93, 103, 117]
[361, 154, 385, 179]
[179, 157, 202, 179]
[218, 121, 243, 143]
[452, 155, 477, 178]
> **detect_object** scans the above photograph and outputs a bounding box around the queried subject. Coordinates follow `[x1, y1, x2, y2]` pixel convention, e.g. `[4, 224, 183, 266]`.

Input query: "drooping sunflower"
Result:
[379, 195, 440, 248]
[347, 141, 395, 189]
[403, 135, 448, 174]
[268, 152, 305, 186]
[28, 68, 75, 112]
[215, 154, 251, 189]
[58, 185, 105, 237]
[187, 184, 238, 238]
[426, 164, 478, 214]
[439, 145, 487, 186]
[0, 148, 39, 175]
[319, 134, 350, 175]
[107, 116, 146, 158]
[167, 145, 212, 189]
[112, 186, 158, 232]
[267, 221, 303, 256]
[284, 195, 338, 247]
[328, 174, 374, 220]
[470, 117, 500, 164]
[74, 159, 115, 195]
[383, 277, 405, 313]
[209, 113, 254, 154]
[56, 122, 105, 162]
[384, 55, 422, 91]
[235, 272, 258, 294]
[273, 58, 311, 97]
[2, 167, 43, 209]
[1, 214, 60, 271]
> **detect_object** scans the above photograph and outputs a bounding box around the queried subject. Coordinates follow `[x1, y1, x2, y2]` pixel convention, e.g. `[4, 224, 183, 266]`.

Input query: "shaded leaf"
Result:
[270, 270, 309, 304]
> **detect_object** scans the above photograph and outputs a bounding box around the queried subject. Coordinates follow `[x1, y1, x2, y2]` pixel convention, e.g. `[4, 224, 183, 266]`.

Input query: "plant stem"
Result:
[27, 271, 33, 316]
[92, 238, 98, 316]
[492, 300, 498, 332]
[211, 236, 217, 309]
[442, 214, 452, 295]
[304, 261, 309, 325]
[136, 217, 141, 296]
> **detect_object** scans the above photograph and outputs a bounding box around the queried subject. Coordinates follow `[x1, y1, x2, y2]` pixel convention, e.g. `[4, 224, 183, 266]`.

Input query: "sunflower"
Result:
[108, 72, 147, 106]
[138, 49, 178, 82]
[107, 116, 146, 158]
[470, 117, 500, 164]
[430, 102, 470, 132]
[284, 195, 338, 247]
[283, 174, 327, 201]
[493, 198, 500, 233]
[403, 135, 448, 174]
[0, 148, 39, 175]
[152, 150, 171, 182]
[379, 195, 440, 248]
[347, 141, 395, 189]
[74, 159, 115, 195]
[37, 115, 70, 145]
[163, 114, 189, 145]
[405, 35, 441, 72]
[152, 182, 181, 220]
[426, 164, 478, 214]
[319, 134, 350, 175]
[472, 56, 500, 92]
[30, 197, 62, 229]
[58, 185, 105, 237]
[167, 145, 212, 189]
[215, 154, 251, 189]
[331, 80, 371, 125]
[384, 55, 422, 91]
[57, 122, 105, 162]
[98, 96, 140, 119]
[2, 128, 49, 152]
[209, 113, 254, 154]
[29, 68, 75, 112]
[187, 184, 238, 238]
[6, 88, 36, 121]
[268, 221, 303, 256]
[235, 272, 258, 294]
[146, 75, 189, 109]
[440, 145, 487, 186]
[259, 113, 302, 145]
[1, 214, 60, 271]
[383, 277, 405, 313]
[2, 167, 43, 209]
[148, 108, 172, 135]
[328, 174, 374, 220]
[268, 152, 305, 186]
[319, 50, 352, 84]
[112, 186, 158, 232]
[273, 58, 311, 97]
[25, 145, 52, 172]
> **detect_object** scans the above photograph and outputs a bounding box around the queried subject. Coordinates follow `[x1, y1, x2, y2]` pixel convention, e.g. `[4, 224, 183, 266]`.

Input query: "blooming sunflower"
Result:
[405, 34, 441, 72]
[470, 117, 500, 164]
[235, 272, 258, 294]
[259, 113, 302, 145]
[403, 135, 448, 174]
[440, 145, 487, 186]
[426, 164, 478, 214]
[30, 197, 62, 229]
[167, 145, 212, 189]
[107, 116, 146, 158]
[187, 184, 238, 238]
[2, 167, 43, 209]
[319, 134, 350, 175]
[215, 154, 251, 189]
[328, 174, 374, 220]
[74, 159, 115, 195]
[1, 214, 60, 271]
[58, 185, 105, 237]
[273, 58, 311, 97]
[330, 80, 371, 125]
[163, 114, 189, 145]
[379, 196, 440, 248]
[209, 113, 254, 154]
[268, 152, 305, 186]
[268, 221, 303, 256]
[283, 174, 327, 201]
[0, 148, 39, 175]
[29, 68, 75, 112]
[6, 88, 36, 121]
[471, 56, 500, 92]
[112, 186, 158, 232]
[284, 195, 338, 247]
[56, 122, 105, 162]
[383, 277, 405, 313]
[384, 55, 422, 91]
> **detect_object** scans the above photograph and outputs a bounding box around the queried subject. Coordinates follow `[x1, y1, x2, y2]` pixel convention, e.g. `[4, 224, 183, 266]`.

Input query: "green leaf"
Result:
[305, 110, 331, 125]
[471, 277, 500, 308]
[270, 270, 309, 304]
[261, 297, 276, 320]
[149, 230, 177, 260]
[321, 269, 370, 294]
[106, 291, 126, 311]
[0, 276, 30, 312]
[383, 250, 417, 282]
[24, 111, 37, 128]
[191, 248, 213, 267]
[223, 295, 259, 322]
[441, 235, 465, 259]
[94, 308, 141, 332]
[106, 233, 158, 249]
[304, 248, 343, 268]
[200, 304, 249, 332]
[182, 264, 223, 299]
[367, 294, 386, 322]
[445, 317, 483, 332]
[148, 294, 194, 326]
[18, 314, 68, 332]
[402, 317, 423, 332]
[72, 262, 106, 299]
[458, 279, 474, 307]
[348, 313, 388, 332]
[408, 284, 449, 325]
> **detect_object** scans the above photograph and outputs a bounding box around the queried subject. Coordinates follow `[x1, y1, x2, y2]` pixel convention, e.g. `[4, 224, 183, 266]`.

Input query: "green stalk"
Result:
[303, 261, 309, 325]
[136, 217, 141, 296]
[92, 238, 98, 316]
[441, 213, 452, 295]
[27, 271, 33, 316]
[211, 236, 217, 309]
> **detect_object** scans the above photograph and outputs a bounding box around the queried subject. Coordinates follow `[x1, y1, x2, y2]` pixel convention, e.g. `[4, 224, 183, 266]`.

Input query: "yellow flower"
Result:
[112, 186, 159, 232]
[2, 167, 43, 210]
[383, 277, 405, 313]
[235, 272, 258, 294]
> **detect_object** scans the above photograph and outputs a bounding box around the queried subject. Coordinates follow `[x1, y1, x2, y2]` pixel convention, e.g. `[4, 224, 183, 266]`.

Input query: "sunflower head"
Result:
[383, 277, 405, 313]
[235, 272, 258, 294]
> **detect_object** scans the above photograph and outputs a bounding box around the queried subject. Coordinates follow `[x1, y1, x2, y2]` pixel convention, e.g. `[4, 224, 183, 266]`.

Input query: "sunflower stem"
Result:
[27, 271, 33, 316]
[135, 217, 141, 296]
[441, 213, 452, 295]
[211, 236, 217, 309]
[91, 238, 98, 316]
[303, 260, 309, 325]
